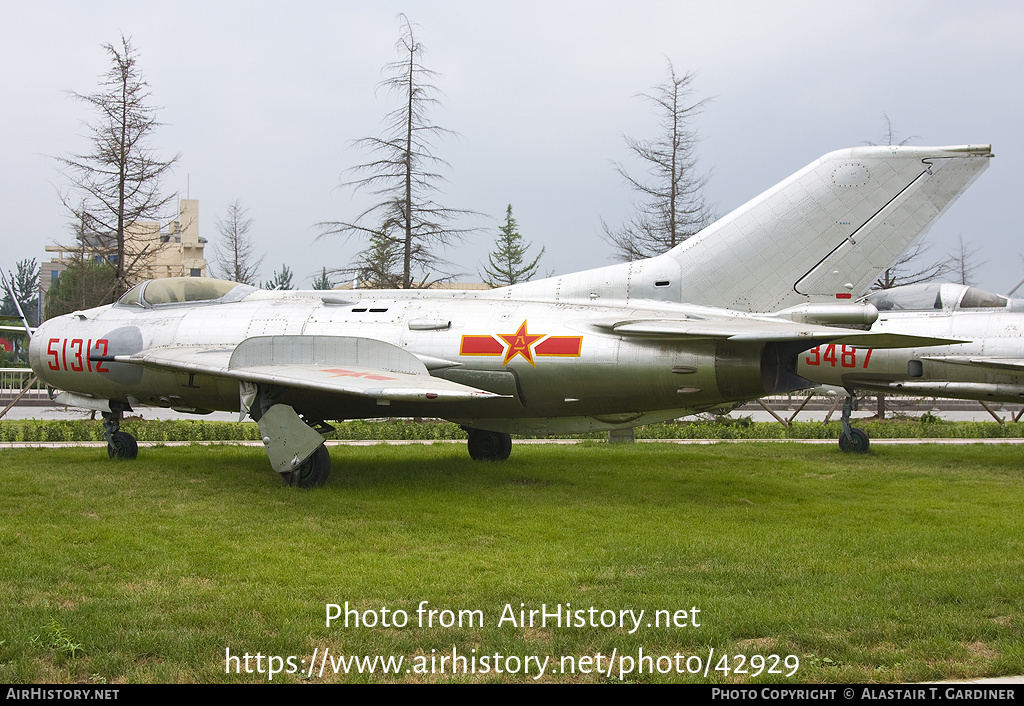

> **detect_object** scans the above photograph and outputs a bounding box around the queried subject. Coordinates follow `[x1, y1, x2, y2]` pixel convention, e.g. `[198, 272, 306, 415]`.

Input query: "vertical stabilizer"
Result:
[498, 145, 991, 311]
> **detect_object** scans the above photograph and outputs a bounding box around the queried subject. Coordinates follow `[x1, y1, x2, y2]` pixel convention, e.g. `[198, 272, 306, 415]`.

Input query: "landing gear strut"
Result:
[838, 390, 870, 453]
[466, 428, 512, 461]
[102, 407, 138, 460]
[246, 383, 331, 488]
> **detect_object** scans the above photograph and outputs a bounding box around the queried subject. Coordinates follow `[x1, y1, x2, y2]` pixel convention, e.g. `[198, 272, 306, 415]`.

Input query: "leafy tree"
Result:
[44, 259, 118, 320]
[263, 264, 294, 291]
[56, 35, 179, 297]
[603, 61, 714, 262]
[481, 205, 544, 287]
[211, 199, 263, 285]
[1, 258, 41, 327]
[319, 15, 478, 288]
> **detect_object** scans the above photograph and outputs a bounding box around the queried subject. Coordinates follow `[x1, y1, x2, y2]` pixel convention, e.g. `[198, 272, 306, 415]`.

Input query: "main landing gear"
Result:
[284, 444, 331, 488]
[246, 384, 332, 488]
[838, 390, 870, 453]
[465, 428, 512, 461]
[102, 408, 138, 460]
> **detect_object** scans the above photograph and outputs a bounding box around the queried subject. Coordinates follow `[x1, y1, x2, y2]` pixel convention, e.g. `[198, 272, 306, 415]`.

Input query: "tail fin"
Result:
[499, 145, 992, 311]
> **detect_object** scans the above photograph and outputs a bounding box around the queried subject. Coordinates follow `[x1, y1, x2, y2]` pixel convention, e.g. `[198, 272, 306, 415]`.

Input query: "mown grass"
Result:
[0, 442, 1021, 683]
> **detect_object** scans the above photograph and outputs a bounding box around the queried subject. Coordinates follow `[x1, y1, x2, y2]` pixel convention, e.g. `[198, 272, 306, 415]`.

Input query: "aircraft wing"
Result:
[597, 317, 961, 348]
[104, 335, 507, 403]
[920, 355, 1024, 372]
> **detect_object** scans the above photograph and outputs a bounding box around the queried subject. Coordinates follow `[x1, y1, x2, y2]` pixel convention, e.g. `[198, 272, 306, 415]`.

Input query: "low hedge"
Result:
[2, 416, 1023, 442]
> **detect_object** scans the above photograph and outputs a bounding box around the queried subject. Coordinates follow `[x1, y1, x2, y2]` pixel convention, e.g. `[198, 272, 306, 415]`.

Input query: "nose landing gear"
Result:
[102, 407, 138, 460]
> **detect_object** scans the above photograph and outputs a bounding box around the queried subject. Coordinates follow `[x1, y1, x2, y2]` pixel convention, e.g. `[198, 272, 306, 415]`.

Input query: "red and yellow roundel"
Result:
[460, 320, 582, 367]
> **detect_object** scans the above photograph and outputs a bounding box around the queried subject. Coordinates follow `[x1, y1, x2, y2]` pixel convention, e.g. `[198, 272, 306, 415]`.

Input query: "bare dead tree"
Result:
[864, 113, 920, 147]
[871, 241, 950, 290]
[865, 115, 928, 419]
[55, 35, 179, 297]
[603, 60, 715, 262]
[947, 234, 985, 286]
[318, 15, 478, 288]
[210, 199, 263, 285]
[867, 117, 946, 292]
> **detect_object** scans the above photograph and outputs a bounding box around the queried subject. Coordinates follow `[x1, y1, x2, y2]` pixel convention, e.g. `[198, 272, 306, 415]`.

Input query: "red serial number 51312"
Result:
[804, 344, 873, 369]
[46, 338, 111, 373]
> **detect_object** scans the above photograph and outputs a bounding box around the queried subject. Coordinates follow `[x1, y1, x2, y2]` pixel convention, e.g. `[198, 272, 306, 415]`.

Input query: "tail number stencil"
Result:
[804, 345, 872, 369]
[47, 338, 110, 373]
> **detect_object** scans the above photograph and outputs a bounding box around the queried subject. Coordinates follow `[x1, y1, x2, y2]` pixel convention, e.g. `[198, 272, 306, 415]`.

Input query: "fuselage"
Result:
[30, 284, 793, 434]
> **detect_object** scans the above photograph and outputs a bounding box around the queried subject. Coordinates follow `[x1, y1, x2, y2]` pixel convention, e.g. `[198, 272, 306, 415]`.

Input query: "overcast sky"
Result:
[3, 0, 1022, 293]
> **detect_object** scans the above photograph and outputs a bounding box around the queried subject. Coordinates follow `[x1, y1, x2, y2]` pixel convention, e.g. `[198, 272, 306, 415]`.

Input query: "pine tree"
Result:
[311, 267, 334, 290]
[481, 205, 544, 287]
[263, 264, 294, 290]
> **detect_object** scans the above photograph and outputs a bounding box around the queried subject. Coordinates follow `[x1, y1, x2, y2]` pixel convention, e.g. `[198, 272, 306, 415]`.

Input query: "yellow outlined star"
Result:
[497, 320, 544, 367]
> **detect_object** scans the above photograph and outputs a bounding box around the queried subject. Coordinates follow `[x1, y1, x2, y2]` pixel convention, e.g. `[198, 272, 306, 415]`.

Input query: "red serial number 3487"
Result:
[803, 344, 873, 369]
[46, 338, 111, 373]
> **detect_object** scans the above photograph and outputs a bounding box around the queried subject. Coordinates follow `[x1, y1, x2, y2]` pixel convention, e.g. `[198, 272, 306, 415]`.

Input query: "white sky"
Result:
[3, 0, 1022, 291]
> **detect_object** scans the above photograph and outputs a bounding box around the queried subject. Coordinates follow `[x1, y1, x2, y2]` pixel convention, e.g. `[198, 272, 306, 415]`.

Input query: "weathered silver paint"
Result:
[29, 145, 993, 437]
[797, 283, 1024, 403]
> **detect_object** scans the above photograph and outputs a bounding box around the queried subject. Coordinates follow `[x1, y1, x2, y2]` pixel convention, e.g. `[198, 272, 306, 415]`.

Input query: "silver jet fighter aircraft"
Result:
[29, 145, 992, 486]
[798, 281, 1024, 452]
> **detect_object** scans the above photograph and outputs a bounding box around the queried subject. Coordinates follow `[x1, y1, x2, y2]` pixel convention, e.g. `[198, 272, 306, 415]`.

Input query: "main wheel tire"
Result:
[107, 431, 139, 460]
[285, 445, 331, 488]
[467, 429, 512, 461]
[838, 427, 870, 453]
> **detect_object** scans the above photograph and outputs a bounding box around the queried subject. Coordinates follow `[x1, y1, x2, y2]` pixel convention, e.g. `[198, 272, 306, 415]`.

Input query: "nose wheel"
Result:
[102, 409, 139, 460]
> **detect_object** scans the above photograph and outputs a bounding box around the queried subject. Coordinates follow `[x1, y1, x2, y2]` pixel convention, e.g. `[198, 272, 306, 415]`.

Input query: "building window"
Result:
[190, 268, 202, 277]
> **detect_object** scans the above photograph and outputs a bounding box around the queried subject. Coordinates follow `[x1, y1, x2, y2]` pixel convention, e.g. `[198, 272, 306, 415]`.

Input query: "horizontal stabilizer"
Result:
[920, 355, 1024, 372]
[598, 317, 961, 348]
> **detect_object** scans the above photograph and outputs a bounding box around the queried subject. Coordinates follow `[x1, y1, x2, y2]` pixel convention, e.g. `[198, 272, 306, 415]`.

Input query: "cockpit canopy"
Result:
[864, 282, 1015, 312]
[117, 278, 256, 308]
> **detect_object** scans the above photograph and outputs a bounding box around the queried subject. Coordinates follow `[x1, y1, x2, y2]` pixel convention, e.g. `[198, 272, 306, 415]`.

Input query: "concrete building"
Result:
[42, 199, 208, 295]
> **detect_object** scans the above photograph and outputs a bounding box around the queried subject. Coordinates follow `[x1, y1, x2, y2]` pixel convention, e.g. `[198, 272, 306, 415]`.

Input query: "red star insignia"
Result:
[498, 320, 544, 367]
[321, 368, 395, 381]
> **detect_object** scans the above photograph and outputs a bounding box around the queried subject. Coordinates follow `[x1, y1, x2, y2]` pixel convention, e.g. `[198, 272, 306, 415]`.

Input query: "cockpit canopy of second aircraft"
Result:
[117, 277, 257, 308]
[864, 282, 1020, 313]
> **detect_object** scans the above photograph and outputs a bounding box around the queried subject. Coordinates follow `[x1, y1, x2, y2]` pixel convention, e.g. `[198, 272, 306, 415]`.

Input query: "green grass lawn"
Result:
[1, 442, 1021, 683]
